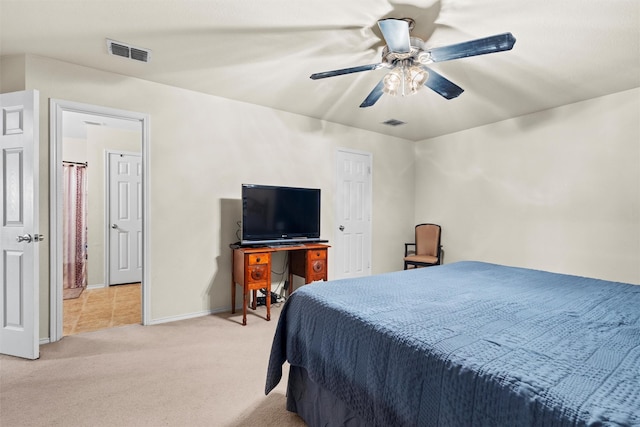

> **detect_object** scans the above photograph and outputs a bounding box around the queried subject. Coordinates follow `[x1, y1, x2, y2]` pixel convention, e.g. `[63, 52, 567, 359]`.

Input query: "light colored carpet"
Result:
[0, 304, 306, 427]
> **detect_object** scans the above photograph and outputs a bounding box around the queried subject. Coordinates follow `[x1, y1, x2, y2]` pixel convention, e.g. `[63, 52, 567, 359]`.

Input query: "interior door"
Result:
[335, 149, 372, 279]
[108, 152, 142, 285]
[0, 90, 40, 359]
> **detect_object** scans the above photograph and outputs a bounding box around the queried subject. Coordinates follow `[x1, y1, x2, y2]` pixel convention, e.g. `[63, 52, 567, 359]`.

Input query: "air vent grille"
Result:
[382, 119, 406, 127]
[107, 39, 151, 63]
[109, 42, 130, 58]
[130, 48, 149, 62]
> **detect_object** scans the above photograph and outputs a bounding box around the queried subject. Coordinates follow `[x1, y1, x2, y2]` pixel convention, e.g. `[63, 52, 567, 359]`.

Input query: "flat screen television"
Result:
[241, 184, 321, 246]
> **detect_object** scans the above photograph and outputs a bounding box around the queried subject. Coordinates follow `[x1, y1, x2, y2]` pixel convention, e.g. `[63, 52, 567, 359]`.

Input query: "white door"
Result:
[335, 149, 372, 279]
[0, 90, 40, 359]
[108, 152, 142, 285]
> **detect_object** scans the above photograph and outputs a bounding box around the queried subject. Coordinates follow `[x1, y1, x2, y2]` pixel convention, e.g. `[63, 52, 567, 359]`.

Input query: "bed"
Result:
[265, 261, 640, 426]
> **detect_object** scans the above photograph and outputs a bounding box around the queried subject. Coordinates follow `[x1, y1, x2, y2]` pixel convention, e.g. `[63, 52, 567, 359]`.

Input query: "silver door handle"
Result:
[112, 224, 118, 229]
[17, 234, 33, 243]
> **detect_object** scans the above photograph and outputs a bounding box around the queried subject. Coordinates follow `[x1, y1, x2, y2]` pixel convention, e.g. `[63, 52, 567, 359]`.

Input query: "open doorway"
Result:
[49, 100, 150, 341]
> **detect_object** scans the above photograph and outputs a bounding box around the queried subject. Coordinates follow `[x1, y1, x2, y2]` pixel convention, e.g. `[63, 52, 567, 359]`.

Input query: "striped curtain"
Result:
[63, 163, 88, 290]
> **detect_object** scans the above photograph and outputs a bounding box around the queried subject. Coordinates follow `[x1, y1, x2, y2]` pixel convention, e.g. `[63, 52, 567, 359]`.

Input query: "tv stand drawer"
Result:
[308, 249, 327, 260]
[248, 265, 268, 283]
[248, 254, 269, 265]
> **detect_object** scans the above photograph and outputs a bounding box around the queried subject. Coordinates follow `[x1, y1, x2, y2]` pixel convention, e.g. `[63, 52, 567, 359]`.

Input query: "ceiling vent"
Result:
[382, 119, 406, 127]
[106, 39, 151, 63]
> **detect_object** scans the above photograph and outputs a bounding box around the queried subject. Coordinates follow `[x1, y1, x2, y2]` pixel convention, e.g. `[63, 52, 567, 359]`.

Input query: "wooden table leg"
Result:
[266, 289, 271, 321]
[231, 248, 236, 315]
[288, 266, 294, 295]
[242, 290, 248, 326]
[231, 281, 236, 315]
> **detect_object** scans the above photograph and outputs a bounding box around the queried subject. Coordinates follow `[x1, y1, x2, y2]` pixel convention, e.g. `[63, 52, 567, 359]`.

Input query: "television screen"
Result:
[241, 184, 321, 245]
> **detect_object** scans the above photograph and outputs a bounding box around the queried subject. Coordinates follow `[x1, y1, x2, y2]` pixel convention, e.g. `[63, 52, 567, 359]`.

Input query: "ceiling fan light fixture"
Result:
[383, 63, 429, 97]
[308, 17, 515, 108]
[382, 69, 402, 96]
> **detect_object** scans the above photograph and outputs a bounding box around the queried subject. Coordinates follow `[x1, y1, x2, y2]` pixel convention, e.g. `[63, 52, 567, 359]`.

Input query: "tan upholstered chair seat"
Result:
[404, 254, 439, 265]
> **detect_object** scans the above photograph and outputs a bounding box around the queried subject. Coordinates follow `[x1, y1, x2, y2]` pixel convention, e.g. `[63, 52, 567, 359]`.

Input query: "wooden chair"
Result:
[404, 224, 443, 270]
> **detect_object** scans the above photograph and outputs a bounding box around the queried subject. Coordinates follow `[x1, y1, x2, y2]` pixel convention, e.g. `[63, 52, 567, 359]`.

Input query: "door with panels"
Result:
[335, 149, 372, 279]
[0, 90, 40, 359]
[108, 152, 142, 285]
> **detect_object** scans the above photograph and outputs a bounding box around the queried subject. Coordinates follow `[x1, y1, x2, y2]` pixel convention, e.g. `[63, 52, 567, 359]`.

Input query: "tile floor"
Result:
[63, 283, 141, 336]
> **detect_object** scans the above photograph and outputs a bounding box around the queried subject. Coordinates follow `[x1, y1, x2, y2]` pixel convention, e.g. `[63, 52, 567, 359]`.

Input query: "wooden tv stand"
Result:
[231, 243, 329, 325]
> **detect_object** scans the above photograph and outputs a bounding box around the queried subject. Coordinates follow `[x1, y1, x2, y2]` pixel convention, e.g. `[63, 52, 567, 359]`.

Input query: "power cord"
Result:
[256, 255, 290, 306]
[270, 255, 289, 303]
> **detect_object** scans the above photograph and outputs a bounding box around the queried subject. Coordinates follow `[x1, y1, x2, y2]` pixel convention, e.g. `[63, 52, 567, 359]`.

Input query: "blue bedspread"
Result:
[265, 261, 640, 426]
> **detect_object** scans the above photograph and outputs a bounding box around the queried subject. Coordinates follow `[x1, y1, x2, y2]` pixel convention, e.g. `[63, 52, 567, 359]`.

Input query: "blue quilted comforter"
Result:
[265, 261, 640, 426]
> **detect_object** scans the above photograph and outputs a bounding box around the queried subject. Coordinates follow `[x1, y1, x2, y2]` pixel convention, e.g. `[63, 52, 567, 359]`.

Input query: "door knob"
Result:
[111, 224, 118, 229]
[16, 234, 33, 243]
[339, 225, 345, 231]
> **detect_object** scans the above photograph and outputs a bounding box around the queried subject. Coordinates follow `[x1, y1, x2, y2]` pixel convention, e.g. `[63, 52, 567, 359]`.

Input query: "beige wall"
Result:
[62, 137, 87, 163]
[0, 54, 26, 93]
[15, 54, 415, 337]
[414, 88, 640, 284]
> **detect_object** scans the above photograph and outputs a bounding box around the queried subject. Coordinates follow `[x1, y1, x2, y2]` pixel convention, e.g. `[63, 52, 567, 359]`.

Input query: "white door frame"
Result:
[334, 148, 372, 278]
[49, 99, 151, 342]
[105, 150, 142, 287]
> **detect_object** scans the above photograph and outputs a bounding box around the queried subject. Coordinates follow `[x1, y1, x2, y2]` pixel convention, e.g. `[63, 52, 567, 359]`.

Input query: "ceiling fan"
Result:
[310, 18, 516, 108]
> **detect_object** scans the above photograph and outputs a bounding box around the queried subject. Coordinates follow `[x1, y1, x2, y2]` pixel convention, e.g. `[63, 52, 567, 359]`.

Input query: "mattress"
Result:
[265, 261, 640, 426]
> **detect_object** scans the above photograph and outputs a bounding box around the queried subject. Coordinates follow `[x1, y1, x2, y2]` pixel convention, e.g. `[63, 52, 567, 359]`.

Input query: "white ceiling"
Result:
[62, 111, 142, 139]
[1, 0, 638, 141]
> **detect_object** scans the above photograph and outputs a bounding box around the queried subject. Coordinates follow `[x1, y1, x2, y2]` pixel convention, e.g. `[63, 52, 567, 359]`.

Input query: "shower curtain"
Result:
[63, 162, 88, 295]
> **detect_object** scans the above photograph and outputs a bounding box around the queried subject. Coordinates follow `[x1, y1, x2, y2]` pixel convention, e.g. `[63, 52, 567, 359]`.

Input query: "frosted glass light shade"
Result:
[383, 65, 429, 96]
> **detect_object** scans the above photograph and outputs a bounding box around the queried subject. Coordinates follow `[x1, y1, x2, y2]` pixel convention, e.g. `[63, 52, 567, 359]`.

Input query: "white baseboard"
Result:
[86, 283, 106, 290]
[145, 306, 231, 326]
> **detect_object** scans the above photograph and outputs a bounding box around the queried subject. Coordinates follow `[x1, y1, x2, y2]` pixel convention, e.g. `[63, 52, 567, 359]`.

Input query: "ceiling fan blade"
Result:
[428, 33, 516, 63]
[359, 79, 386, 108]
[422, 67, 464, 99]
[310, 63, 383, 80]
[378, 19, 411, 53]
